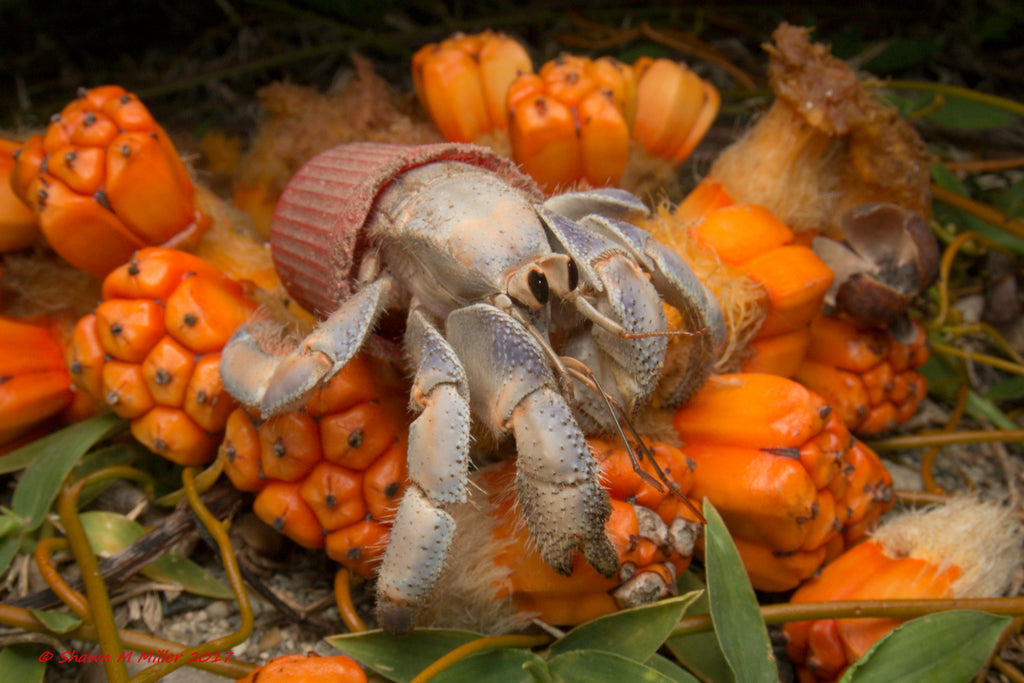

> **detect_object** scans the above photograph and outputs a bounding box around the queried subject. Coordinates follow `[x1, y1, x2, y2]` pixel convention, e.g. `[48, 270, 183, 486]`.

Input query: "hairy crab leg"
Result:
[376, 308, 472, 634]
[446, 303, 618, 578]
[221, 278, 393, 417]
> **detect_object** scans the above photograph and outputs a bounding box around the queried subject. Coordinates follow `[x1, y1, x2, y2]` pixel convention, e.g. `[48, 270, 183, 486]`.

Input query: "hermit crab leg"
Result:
[542, 187, 650, 223]
[587, 216, 727, 406]
[220, 275, 395, 416]
[376, 307, 472, 634]
[446, 303, 618, 578]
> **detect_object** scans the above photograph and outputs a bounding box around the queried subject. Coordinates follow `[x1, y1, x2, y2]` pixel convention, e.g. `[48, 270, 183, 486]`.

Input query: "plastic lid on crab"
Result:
[269, 141, 543, 317]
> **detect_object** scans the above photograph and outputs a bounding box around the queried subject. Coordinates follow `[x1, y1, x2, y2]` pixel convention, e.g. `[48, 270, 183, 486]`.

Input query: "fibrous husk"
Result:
[234, 54, 443, 235]
[872, 497, 1024, 598]
[636, 205, 768, 376]
[709, 23, 931, 240]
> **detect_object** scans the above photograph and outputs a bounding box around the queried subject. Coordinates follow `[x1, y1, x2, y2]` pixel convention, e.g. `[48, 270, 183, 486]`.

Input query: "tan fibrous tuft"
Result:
[872, 497, 1024, 599]
[635, 205, 767, 375]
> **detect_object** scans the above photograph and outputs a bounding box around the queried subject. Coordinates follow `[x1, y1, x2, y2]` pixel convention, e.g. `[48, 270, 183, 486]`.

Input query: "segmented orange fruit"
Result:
[412, 30, 533, 144]
[235, 653, 367, 683]
[672, 373, 894, 592]
[413, 32, 719, 193]
[0, 315, 86, 446]
[794, 315, 929, 436]
[643, 180, 834, 378]
[67, 247, 256, 465]
[10, 86, 209, 277]
[221, 354, 408, 575]
[784, 500, 1021, 682]
[0, 137, 39, 252]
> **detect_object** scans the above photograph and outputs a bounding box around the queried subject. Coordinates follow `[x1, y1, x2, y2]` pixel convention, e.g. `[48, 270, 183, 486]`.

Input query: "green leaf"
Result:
[10, 414, 126, 530]
[431, 647, 547, 683]
[644, 653, 702, 683]
[326, 629, 481, 683]
[0, 644, 47, 683]
[547, 650, 680, 682]
[78, 511, 232, 599]
[924, 95, 1018, 131]
[0, 534, 20, 576]
[703, 500, 776, 683]
[985, 375, 1024, 401]
[839, 610, 1010, 683]
[931, 164, 1024, 254]
[665, 572, 734, 683]
[28, 608, 83, 634]
[549, 592, 700, 662]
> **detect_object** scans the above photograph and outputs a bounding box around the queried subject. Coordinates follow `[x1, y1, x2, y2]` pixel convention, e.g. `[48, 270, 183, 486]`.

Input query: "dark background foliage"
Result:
[1, 0, 1021, 135]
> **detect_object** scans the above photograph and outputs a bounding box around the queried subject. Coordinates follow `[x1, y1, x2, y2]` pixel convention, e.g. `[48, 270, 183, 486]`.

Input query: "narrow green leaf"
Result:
[703, 500, 776, 683]
[547, 650, 680, 682]
[985, 375, 1024, 401]
[11, 414, 126, 530]
[431, 647, 547, 683]
[840, 610, 1010, 683]
[0, 534, 19, 576]
[549, 592, 700, 661]
[78, 511, 232, 599]
[0, 644, 47, 683]
[645, 653, 702, 683]
[925, 95, 1018, 131]
[326, 629, 481, 683]
[28, 608, 83, 634]
[665, 571, 734, 683]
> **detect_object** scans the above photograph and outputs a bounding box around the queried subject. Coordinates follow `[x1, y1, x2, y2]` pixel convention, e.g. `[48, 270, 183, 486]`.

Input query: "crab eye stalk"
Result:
[528, 269, 549, 304]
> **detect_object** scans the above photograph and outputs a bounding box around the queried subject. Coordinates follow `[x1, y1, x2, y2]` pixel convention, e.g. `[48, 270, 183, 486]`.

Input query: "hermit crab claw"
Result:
[220, 278, 393, 417]
[812, 203, 939, 332]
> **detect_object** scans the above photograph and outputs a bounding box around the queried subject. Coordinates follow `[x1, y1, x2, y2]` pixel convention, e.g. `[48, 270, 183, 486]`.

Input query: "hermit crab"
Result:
[219, 142, 725, 632]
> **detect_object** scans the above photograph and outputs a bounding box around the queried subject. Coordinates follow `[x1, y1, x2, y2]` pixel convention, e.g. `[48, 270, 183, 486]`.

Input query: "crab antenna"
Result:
[560, 356, 667, 495]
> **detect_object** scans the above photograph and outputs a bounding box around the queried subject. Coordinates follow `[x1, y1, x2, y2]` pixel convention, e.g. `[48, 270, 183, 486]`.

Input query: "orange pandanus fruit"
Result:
[412, 31, 533, 147]
[235, 653, 367, 683]
[784, 499, 1023, 682]
[9, 86, 209, 277]
[0, 136, 39, 252]
[794, 315, 929, 436]
[506, 55, 719, 193]
[671, 373, 894, 592]
[67, 247, 257, 465]
[0, 315, 97, 447]
[642, 180, 834, 379]
[221, 354, 410, 573]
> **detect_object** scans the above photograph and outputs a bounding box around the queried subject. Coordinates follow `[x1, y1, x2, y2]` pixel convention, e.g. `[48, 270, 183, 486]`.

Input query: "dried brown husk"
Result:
[709, 23, 931, 240]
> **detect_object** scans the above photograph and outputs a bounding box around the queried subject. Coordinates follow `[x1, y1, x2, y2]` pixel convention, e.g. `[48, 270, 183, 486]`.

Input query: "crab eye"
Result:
[566, 259, 579, 292]
[528, 269, 549, 304]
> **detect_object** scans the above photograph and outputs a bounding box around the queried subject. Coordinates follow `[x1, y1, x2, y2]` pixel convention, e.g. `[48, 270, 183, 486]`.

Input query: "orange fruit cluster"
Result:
[655, 179, 835, 378]
[672, 373, 894, 592]
[794, 315, 929, 436]
[413, 31, 719, 192]
[221, 354, 409, 576]
[68, 248, 256, 465]
[9, 86, 208, 277]
[0, 315, 91, 448]
[0, 137, 38, 252]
